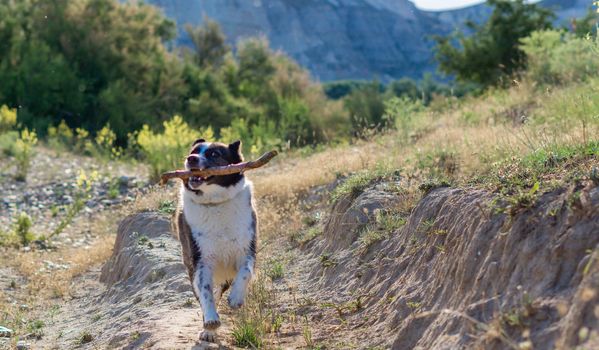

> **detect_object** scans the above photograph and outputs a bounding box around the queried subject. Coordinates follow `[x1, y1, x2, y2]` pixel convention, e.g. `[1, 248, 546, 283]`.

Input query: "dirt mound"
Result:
[302, 183, 599, 349]
[39, 212, 232, 349]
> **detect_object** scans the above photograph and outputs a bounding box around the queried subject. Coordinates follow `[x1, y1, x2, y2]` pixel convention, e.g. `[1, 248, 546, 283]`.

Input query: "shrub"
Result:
[50, 170, 99, 239]
[14, 128, 38, 181]
[384, 96, 424, 142]
[13, 212, 35, 246]
[323, 80, 379, 99]
[521, 30, 599, 85]
[434, 0, 554, 86]
[94, 124, 121, 159]
[137, 115, 209, 180]
[0, 131, 18, 157]
[0, 104, 17, 132]
[344, 82, 388, 136]
[47, 120, 74, 150]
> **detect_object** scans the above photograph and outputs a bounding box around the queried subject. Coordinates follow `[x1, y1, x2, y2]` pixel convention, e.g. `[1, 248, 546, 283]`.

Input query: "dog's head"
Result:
[184, 138, 244, 192]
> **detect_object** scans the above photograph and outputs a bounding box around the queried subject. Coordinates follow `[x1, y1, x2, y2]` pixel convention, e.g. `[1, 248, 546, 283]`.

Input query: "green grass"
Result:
[232, 320, 263, 348]
[291, 226, 322, 246]
[320, 253, 337, 268]
[77, 330, 93, 345]
[357, 209, 406, 254]
[158, 200, 176, 215]
[26, 319, 45, 339]
[265, 259, 285, 281]
[331, 166, 400, 202]
[107, 178, 120, 199]
[475, 140, 598, 195]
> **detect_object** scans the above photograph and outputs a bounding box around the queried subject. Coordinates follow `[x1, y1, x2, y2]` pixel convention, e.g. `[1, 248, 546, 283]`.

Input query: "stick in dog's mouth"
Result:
[160, 150, 278, 185]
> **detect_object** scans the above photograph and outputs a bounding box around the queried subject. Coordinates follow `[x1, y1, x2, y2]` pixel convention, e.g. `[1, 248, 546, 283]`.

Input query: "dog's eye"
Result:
[208, 150, 221, 158]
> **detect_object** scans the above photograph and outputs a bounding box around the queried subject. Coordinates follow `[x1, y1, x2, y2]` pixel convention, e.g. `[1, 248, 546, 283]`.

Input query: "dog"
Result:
[173, 138, 257, 342]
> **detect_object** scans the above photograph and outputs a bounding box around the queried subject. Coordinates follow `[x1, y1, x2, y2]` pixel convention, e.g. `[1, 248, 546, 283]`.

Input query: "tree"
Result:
[387, 78, 419, 100]
[0, 0, 182, 141]
[434, 0, 554, 87]
[343, 82, 387, 135]
[185, 18, 230, 68]
[570, 7, 598, 38]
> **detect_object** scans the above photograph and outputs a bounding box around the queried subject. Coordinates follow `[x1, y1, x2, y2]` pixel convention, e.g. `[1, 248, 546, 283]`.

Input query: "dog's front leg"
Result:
[193, 262, 220, 341]
[228, 241, 256, 310]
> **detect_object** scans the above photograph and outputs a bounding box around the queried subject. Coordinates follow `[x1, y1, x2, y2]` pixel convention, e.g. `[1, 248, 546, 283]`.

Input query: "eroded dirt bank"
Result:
[297, 183, 599, 349]
[38, 181, 599, 349]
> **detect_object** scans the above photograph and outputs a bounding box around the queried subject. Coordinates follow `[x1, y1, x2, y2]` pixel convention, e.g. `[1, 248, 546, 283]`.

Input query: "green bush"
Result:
[434, 0, 554, 86]
[344, 82, 388, 136]
[0, 131, 18, 157]
[0, 212, 36, 247]
[47, 120, 74, 151]
[323, 80, 381, 99]
[521, 30, 599, 85]
[0, 104, 17, 132]
[384, 96, 424, 142]
[137, 115, 209, 180]
[0, 1, 352, 153]
[14, 212, 34, 246]
[14, 128, 38, 181]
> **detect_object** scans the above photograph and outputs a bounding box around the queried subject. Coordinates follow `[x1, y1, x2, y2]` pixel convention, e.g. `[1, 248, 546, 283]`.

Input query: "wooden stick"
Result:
[159, 150, 278, 185]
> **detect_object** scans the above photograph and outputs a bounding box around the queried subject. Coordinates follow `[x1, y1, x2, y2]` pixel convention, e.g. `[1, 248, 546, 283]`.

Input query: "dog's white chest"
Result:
[181, 181, 254, 269]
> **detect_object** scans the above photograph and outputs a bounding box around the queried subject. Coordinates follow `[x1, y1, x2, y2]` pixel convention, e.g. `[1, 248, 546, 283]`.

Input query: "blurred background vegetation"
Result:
[0, 0, 597, 179]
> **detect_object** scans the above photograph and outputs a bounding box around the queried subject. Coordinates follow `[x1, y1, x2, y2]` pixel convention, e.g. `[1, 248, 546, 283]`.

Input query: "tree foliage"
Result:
[434, 0, 554, 86]
[0, 0, 348, 150]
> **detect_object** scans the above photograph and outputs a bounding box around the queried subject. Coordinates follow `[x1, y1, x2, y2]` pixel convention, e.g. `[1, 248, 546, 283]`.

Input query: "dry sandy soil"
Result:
[10, 174, 598, 350]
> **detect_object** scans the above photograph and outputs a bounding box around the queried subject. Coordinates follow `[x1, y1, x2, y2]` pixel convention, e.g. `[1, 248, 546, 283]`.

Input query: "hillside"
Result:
[1, 63, 598, 348]
[1, 3, 598, 348]
[145, 0, 590, 80]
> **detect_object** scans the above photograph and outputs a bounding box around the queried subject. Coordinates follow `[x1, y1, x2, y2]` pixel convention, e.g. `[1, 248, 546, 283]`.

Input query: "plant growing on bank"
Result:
[14, 128, 38, 181]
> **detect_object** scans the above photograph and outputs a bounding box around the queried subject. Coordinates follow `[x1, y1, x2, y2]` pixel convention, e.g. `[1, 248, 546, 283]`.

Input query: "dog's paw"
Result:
[199, 330, 217, 343]
[203, 318, 221, 330]
[227, 291, 245, 310]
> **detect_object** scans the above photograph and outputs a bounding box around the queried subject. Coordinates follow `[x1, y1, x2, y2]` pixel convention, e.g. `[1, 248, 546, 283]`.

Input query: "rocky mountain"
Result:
[145, 0, 592, 81]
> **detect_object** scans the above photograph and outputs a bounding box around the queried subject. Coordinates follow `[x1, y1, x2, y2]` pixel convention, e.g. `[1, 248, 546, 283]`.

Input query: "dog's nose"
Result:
[187, 154, 200, 166]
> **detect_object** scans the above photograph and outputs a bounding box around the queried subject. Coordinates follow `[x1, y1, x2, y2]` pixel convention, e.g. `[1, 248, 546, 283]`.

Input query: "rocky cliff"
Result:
[148, 0, 589, 81]
[145, 0, 590, 81]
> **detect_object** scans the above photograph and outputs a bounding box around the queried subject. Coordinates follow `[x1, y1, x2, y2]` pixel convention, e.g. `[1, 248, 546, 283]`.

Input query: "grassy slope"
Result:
[1, 77, 598, 347]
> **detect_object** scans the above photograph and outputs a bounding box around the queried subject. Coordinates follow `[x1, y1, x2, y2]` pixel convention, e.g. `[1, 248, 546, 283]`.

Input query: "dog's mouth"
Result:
[187, 175, 211, 189]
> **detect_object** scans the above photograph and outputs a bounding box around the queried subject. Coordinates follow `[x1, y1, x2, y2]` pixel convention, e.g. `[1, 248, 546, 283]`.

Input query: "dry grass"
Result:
[11, 234, 114, 299]
[253, 80, 597, 201]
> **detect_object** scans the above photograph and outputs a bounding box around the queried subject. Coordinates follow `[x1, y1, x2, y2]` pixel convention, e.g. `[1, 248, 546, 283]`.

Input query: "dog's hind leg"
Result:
[214, 280, 231, 307]
[192, 262, 220, 342]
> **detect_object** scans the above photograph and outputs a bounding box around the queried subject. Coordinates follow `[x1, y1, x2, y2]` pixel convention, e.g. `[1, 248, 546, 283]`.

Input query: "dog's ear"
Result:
[229, 140, 243, 161]
[192, 138, 205, 147]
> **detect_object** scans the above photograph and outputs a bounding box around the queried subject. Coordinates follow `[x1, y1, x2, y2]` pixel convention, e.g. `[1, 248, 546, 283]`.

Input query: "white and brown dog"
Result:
[173, 138, 257, 342]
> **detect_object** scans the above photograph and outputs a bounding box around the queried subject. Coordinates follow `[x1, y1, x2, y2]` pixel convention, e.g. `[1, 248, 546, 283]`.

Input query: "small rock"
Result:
[62, 195, 73, 204]
[16, 340, 30, 350]
[0, 326, 13, 338]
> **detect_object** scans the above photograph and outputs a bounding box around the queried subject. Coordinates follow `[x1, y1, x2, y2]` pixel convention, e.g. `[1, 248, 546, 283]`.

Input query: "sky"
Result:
[411, 0, 485, 10]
